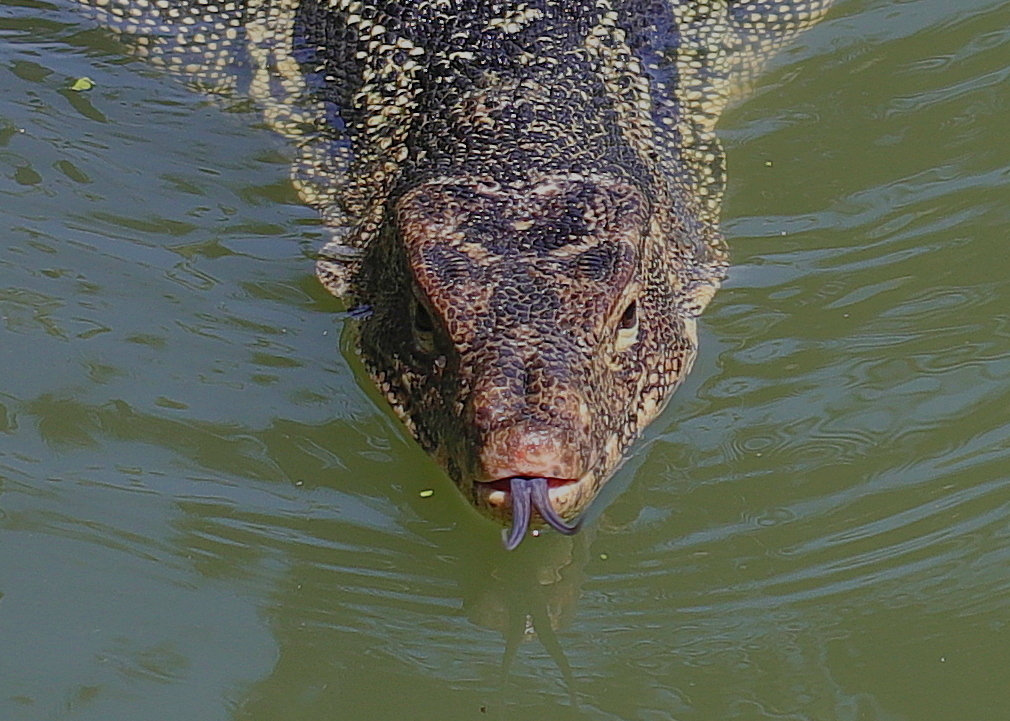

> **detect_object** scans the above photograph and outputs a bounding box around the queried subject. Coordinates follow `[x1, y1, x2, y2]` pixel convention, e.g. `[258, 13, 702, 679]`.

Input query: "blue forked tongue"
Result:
[502, 477, 582, 550]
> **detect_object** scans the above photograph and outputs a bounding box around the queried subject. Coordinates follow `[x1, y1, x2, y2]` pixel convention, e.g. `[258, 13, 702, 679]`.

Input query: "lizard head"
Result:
[353, 173, 716, 547]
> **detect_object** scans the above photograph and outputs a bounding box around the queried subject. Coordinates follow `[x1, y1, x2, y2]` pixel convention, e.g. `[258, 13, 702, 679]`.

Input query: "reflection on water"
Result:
[463, 532, 592, 710]
[3, 0, 1010, 719]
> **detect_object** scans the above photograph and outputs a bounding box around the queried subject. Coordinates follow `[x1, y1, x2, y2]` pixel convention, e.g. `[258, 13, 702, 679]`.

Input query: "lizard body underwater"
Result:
[69, 0, 837, 547]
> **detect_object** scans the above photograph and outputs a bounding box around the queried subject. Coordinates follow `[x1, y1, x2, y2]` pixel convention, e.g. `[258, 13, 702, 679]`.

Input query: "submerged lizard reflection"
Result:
[462, 528, 596, 708]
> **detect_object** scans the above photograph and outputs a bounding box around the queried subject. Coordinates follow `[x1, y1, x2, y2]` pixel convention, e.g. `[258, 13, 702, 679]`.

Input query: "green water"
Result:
[2, 0, 1010, 719]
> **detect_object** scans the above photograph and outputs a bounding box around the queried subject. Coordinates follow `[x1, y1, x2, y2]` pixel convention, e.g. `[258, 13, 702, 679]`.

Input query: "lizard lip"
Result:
[476, 475, 584, 511]
[481, 476, 578, 492]
[476, 472, 581, 504]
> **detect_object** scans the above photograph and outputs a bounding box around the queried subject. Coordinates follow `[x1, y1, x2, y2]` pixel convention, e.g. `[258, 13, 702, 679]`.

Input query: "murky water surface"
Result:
[2, 0, 1010, 719]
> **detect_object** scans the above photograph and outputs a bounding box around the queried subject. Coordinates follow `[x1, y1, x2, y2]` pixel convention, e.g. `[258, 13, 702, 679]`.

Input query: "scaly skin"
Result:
[71, 0, 837, 545]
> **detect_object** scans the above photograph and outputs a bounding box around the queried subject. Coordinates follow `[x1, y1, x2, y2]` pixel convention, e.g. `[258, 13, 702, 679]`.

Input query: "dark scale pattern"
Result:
[71, 0, 837, 537]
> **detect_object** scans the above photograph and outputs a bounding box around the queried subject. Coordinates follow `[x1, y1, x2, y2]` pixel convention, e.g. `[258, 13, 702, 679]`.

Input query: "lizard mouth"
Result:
[484, 476, 577, 492]
[478, 476, 583, 549]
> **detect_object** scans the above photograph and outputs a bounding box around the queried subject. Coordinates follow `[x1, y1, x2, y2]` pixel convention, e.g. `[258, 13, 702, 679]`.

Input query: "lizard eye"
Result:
[618, 299, 637, 330]
[411, 294, 437, 355]
[413, 297, 434, 334]
[615, 298, 639, 352]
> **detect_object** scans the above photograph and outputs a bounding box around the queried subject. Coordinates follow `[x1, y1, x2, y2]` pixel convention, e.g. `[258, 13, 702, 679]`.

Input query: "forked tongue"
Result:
[502, 477, 582, 550]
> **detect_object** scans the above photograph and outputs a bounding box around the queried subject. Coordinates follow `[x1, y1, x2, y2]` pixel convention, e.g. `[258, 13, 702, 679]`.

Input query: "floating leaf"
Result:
[70, 77, 95, 92]
[419, 489, 434, 498]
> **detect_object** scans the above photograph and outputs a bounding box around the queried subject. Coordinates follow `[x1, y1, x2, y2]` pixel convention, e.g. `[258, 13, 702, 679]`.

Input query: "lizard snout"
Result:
[476, 421, 587, 483]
